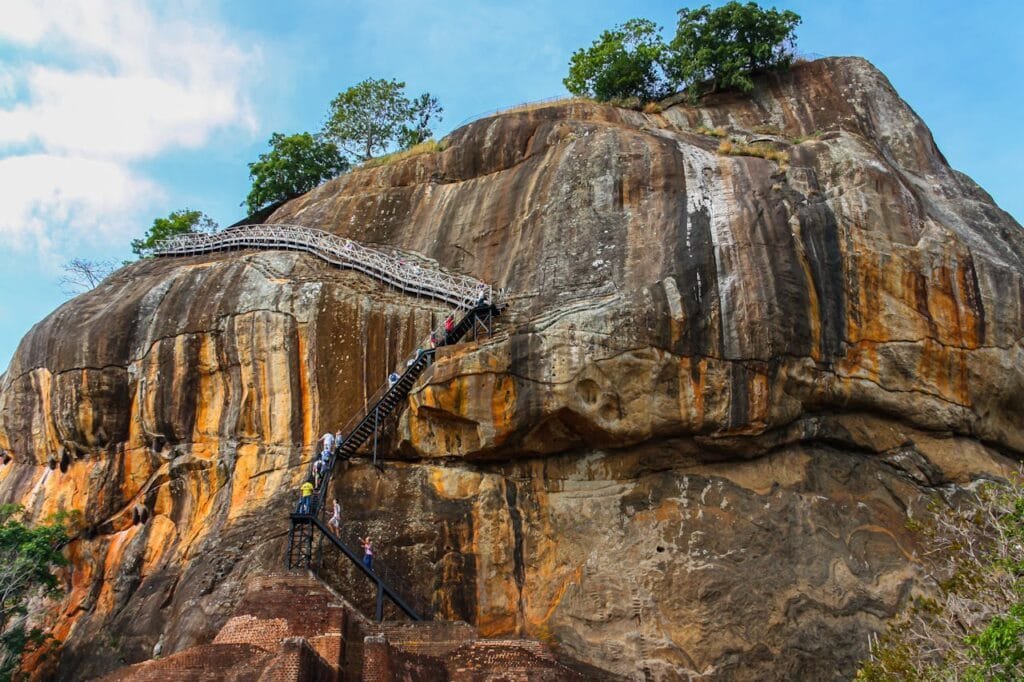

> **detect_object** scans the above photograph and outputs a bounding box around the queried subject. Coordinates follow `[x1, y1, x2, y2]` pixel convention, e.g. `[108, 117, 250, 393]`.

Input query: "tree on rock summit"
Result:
[667, 2, 801, 95]
[564, 18, 670, 102]
[244, 132, 349, 214]
[322, 78, 442, 161]
[563, 2, 801, 103]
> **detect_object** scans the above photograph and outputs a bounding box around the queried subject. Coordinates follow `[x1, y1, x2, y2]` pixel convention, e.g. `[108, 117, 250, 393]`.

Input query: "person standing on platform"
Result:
[299, 479, 314, 514]
[361, 537, 374, 570]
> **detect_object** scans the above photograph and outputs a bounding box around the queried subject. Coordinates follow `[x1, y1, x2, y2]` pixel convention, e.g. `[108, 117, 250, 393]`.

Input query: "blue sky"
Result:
[1, 0, 1021, 370]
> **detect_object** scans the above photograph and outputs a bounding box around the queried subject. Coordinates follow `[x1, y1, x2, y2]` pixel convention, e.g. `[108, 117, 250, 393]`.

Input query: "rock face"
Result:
[1, 57, 1023, 680]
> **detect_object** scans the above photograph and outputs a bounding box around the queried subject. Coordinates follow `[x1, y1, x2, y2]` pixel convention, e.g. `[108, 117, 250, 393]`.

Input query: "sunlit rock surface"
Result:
[1, 57, 1022, 680]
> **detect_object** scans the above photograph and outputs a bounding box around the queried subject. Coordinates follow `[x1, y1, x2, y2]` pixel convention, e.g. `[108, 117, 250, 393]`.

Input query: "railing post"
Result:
[376, 580, 385, 622]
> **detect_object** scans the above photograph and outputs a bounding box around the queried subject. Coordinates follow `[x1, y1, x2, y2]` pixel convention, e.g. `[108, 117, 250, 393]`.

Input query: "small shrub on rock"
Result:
[857, 476, 1024, 681]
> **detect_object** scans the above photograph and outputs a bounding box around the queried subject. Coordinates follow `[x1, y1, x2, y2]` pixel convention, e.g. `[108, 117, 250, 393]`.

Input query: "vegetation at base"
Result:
[857, 476, 1024, 681]
[323, 78, 443, 162]
[564, 2, 801, 103]
[0, 505, 76, 682]
[131, 209, 218, 257]
[244, 132, 349, 214]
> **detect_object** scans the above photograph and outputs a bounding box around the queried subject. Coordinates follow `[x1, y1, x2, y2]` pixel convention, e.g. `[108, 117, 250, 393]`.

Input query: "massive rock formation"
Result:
[1, 57, 1022, 680]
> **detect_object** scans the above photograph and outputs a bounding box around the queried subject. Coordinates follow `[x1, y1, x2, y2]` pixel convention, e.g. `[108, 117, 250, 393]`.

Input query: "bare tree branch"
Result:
[58, 258, 119, 296]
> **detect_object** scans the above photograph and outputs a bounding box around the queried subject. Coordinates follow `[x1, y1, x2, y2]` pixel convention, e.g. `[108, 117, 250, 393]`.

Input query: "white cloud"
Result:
[0, 0, 260, 252]
[0, 154, 161, 257]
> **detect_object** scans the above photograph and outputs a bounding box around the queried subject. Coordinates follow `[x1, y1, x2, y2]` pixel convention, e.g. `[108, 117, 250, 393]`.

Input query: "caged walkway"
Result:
[154, 225, 506, 622]
[153, 223, 503, 309]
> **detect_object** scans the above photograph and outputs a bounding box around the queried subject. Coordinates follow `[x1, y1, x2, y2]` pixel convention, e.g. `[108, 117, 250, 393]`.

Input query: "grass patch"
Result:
[360, 139, 450, 169]
[493, 96, 592, 117]
[751, 124, 783, 136]
[790, 130, 826, 144]
[696, 125, 728, 138]
[606, 96, 643, 110]
[642, 101, 664, 114]
[717, 139, 789, 171]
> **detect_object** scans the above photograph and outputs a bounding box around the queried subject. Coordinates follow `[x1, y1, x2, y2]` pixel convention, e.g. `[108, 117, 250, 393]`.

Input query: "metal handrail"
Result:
[152, 223, 503, 309]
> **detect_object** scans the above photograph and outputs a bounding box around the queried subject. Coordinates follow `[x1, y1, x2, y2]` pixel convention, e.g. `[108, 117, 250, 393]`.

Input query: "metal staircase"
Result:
[154, 224, 506, 624]
[286, 301, 502, 621]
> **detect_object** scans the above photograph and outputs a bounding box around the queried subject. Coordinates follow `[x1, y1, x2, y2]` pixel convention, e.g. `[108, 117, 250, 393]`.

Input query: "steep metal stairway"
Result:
[291, 514, 425, 621]
[286, 300, 503, 621]
[153, 225, 507, 623]
[333, 300, 501, 468]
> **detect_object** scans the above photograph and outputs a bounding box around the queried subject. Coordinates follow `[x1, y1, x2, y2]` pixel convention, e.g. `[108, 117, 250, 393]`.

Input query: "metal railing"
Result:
[451, 94, 589, 130]
[153, 223, 503, 309]
[320, 516, 433, 619]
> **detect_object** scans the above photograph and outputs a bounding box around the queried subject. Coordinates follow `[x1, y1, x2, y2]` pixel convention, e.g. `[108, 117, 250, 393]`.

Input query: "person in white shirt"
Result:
[320, 432, 335, 453]
[328, 499, 342, 534]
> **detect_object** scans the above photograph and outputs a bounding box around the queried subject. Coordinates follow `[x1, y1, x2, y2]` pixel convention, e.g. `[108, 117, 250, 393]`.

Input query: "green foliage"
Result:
[563, 18, 670, 102]
[562, 4, 801, 104]
[666, 2, 801, 96]
[397, 93, 443, 150]
[131, 209, 218, 257]
[244, 132, 349, 214]
[323, 78, 443, 161]
[0, 505, 75, 681]
[964, 602, 1024, 681]
[857, 477, 1024, 681]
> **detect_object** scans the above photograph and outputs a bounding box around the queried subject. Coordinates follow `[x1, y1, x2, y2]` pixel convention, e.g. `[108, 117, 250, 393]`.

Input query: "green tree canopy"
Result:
[0, 505, 74, 681]
[244, 132, 349, 214]
[563, 18, 670, 102]
[323, 78, 443, 161]
[131, 209, 218, 257]
[667, 2, 801, 95]
[562, 3, 801, 103]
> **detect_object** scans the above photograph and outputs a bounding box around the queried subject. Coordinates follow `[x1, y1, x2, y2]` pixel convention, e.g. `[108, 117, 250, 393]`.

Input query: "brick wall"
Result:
[361, 635, 392, 682]
[231, 573, 348, 646]
[213, 614, 291, 651]
[101, 642, 273, 681]
[101, 572, 594, 682]
[446, 640, 588, 681]
[260, 636, 337, 682]
[367, 620, 478, 657]
[362, 634, 448, 682]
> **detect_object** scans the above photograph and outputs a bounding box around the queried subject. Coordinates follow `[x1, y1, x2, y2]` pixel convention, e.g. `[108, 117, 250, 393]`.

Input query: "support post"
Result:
[376, 580, 385, 622]
[372, 406, 379, 467]
[286, 522, 295, 569]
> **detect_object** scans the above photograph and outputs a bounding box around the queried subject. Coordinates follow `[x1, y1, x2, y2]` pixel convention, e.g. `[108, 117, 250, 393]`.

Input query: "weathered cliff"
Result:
[1, 57, 1023, 680]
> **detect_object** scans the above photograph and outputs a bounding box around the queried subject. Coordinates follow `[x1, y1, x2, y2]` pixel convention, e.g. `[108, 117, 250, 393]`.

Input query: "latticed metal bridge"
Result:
[153, 223, 504, 309]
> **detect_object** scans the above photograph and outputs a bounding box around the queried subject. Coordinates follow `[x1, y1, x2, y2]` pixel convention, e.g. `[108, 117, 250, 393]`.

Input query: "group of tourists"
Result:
[297, 430, 345, 515]
[291, 302, 490, 574]
[295, 430, 377, 569]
